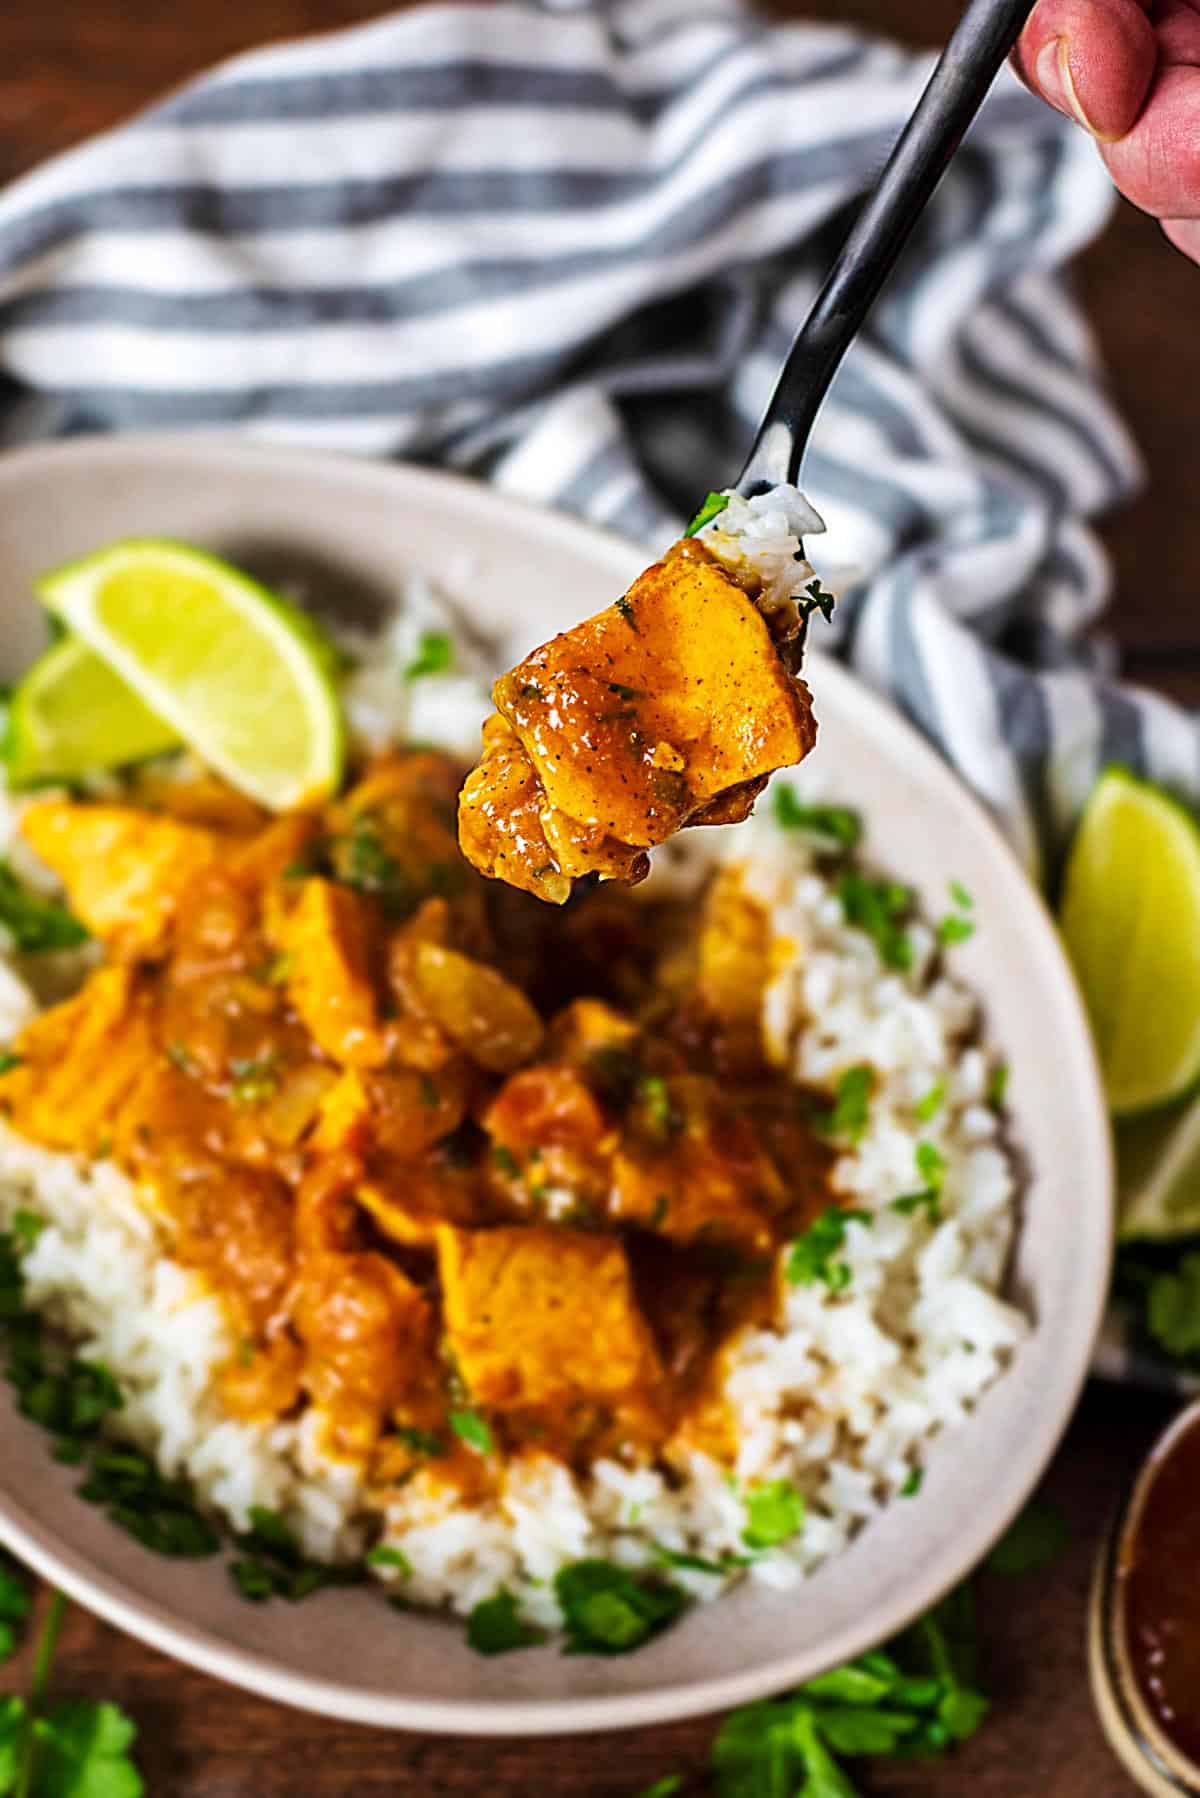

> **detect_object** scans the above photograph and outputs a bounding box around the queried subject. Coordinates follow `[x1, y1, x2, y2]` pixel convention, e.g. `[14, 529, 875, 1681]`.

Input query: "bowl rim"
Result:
[0, 432, 1115, 1735]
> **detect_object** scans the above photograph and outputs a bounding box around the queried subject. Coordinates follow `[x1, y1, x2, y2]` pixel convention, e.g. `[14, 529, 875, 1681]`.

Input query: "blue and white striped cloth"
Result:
[0, 0, 1189, 1382]
[0, 0, 1174, 890]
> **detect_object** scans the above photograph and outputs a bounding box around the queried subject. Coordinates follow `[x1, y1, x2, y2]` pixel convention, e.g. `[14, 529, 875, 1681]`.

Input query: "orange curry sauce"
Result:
[0, 751, 834, 1497]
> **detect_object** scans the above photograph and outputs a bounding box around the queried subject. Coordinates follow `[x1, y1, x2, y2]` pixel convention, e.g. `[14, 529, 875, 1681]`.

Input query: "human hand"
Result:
[1015, 0, 1200, 262]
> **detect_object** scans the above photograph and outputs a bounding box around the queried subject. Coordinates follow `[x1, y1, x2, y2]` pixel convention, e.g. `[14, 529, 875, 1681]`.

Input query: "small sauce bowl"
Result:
[1090, 1397, 1200, 1796]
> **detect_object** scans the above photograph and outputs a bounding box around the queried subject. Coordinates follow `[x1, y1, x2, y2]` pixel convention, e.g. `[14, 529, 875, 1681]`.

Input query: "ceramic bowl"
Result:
[1090, 1398, 1200, 1796]
[0, 435, 1112, 1734]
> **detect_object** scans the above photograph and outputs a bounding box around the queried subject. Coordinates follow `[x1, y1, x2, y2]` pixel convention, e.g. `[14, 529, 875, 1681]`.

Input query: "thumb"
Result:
[1014, 0, 1157, 142]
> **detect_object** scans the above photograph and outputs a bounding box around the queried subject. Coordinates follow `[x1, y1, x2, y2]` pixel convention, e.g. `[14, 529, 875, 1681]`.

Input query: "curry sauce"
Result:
[0, 750, 835, 1495]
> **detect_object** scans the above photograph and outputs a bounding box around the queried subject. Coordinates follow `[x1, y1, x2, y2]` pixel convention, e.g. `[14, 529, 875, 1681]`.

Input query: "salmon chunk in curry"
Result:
[458, 537, 819, 904]
[0, 751, 838, 1493]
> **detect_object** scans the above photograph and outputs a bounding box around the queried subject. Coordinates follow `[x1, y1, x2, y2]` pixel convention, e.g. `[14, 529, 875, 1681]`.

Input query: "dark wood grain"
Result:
[1, 2, 1195, 1793]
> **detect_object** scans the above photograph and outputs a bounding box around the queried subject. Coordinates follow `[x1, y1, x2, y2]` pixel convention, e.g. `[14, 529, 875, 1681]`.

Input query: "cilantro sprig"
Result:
[403, 630, 453, 681]
[891, 1141, 948, 1223]
[811, 1066, 874, 1145]
[467, 1589, 548, 1656]
[0, 1589, 145, 1797]
[555, 1560, 688, 1656]
[684, 491, 731, 537]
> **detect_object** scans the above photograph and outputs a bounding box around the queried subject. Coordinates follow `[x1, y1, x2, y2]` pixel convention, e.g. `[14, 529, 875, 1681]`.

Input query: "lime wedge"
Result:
[1059, 767, 1200, 1116]
[36, 540, 343, 810]
[4, 634, 179, 787]
[1118, 1094, 1200, 1240]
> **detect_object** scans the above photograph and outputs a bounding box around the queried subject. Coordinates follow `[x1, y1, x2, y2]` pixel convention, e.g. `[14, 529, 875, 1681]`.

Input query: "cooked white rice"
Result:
[694, 483, 826, 616]
[0, 533, 1027, 1635]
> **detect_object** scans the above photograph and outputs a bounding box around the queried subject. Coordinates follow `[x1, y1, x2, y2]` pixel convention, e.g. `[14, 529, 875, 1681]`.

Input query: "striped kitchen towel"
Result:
[0, 0, 1171, 891]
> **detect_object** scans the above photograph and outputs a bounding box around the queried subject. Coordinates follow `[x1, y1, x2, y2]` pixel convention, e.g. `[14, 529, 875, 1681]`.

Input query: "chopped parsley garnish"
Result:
[988, 1062, 1009, 1107]
[638, 1074, 682, 1138]
[772, 787, 862, 849]
[798, 576, 837, 624]
[449, 1408, 493, 1456]
[466, 1588, 548, 1656]
[916, 1140, 947, 1188]
[0, 863, 89, 953]
[837, 871, 913, 972]
[366, 1545, 414, 1577]
[554, 1559, 688, 1656]
[985, 1497, 1069, 1576]
[742, 1481, 806, 1551]
[683, 491, 730, 536]
[403, 630, 453, 681]
[900, 1466, 924, 1498]
[914, 1080, 945, 1122]
[948, 880, 974, 911]
[812, 1065, 874, 1144]
[615, 594, 639, 631]
[0, 1052, 22, 1075]
[785, 1207, 872, 1292]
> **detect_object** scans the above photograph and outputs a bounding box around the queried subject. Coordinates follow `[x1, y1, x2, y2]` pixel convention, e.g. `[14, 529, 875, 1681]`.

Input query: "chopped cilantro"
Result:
[892, 1141, 948, 1223]
[491, 1144, 520, 1178]
[554, 1559, 688, 1656]
[653, 1545, 750, 1577]
[836, 871, 913, 972]
[466, 1588, 547, 1656]
[366, 1545, 414, 1577]
[12, 1209, 44, 1252]
[914, 1080, 945, 1123]
[615, 594, 639, 632]
[985, 1498, 1069, 1576]
[683, 491, 730, 536]
[948, 880, 974, 910]
[395, 1425, 445, 1459]
[742, 1481, 806, 1551]
[229, 1507, 362, 1604]
[638, 1074, 682, 1137]
[812, 1065, 874, 1144]
[0, 1052, 22, 1075]
[798, 576, 838, 624]
[403, 630, 453, 681]
[449, 1408, 493, 1456]
[988, 1062, 1009, 1107]
[229, 1054, 279, 1105]
[0, 864, 88, 953]
[938, 913, 976, 945]
[785, 1207, 872, 1292]
[772, 787, 862, 849]
[81, 1451, 220, 1558]
[900, 1467, 924, 1498]
[634, 1778, 684, 1798]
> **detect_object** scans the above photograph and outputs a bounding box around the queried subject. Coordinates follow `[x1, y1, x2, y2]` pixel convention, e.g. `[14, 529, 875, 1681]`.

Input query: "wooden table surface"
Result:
[1, 2, 1195, 1793]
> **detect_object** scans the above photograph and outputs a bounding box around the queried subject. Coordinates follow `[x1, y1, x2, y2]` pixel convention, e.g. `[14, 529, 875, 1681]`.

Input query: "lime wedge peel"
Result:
[1059, 766, 1200, 1118]
[4, 634, 179, 787]
[36, 540, 344, 811]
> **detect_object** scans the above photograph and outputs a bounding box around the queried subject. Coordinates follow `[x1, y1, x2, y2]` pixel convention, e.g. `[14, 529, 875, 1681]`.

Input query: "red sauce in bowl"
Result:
[1123, 1410, 1200, 1765]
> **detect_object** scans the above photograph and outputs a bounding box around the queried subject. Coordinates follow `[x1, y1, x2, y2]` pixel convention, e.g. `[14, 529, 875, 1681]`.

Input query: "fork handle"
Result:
[736, 0, 1038, 497]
